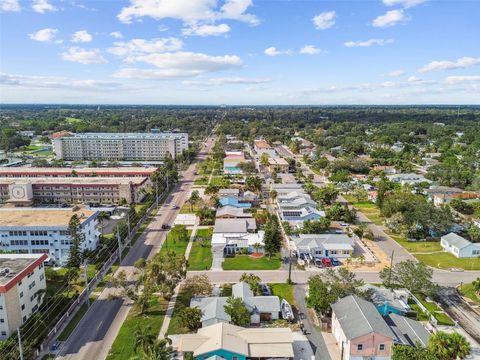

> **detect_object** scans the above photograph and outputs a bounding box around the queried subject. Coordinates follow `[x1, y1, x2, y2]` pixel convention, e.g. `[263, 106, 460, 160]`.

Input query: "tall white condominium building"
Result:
[0, 254, 48, 339]
[0, 208, 100, 267]
[53, 132, 189, 161]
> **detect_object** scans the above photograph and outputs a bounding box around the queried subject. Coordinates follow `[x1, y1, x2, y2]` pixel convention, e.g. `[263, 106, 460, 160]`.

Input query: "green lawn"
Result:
[459, 282, 480, 305]
[188, 228, 213, 270]
[159, 229, 191, 256]
[414, 252, 480, 270]
[167, 288, 193, 335]
[389, 234, 442, 253]
[343, 196, 385, 226]
[270, 283, 295, 305]
[411, 293, 455, 326]
[106, 296, 167, 360]
[222, 254, 281, 270]
[194, 177, 209, 185]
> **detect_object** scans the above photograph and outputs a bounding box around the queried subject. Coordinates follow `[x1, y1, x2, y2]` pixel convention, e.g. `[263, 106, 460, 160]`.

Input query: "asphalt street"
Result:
[55, 136, 215, 360]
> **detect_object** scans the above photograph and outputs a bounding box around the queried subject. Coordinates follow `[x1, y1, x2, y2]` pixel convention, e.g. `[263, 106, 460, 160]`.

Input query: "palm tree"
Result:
[472, 277, 480, 294]
[145, 339, 176, 360]
[428, 331, 471, 360]
[252, 242, 262, 255]
[133, 325, 156, 354]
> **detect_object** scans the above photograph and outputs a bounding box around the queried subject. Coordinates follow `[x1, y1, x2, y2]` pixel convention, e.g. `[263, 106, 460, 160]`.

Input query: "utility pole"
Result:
[17, 328, 24, 360]
[155, 178, 159, 209]
[117, 225, 122, 263]
[288, 248, 293, 284]
[83, 260, 90, 307]
[126, 211, 131, 243]
[388, 250, 394, 290]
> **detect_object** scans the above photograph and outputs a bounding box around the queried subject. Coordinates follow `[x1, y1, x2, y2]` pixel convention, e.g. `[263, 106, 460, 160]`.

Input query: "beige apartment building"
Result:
[0, 254, 48, 339]
[0, 167, 158, 178]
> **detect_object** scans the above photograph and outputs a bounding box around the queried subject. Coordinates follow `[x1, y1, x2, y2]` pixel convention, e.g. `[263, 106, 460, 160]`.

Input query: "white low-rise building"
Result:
[212, 218, 264, 255]
[0, 254, 48, 339]
[387, 173, 430, 186]
[0, 208, 100, 266]
[440, 232, 480, 258]
[290, 233, 354, 259]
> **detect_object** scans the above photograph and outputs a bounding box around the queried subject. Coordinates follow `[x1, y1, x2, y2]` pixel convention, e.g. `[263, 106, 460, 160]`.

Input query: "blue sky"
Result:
[0, 0, 479, 104]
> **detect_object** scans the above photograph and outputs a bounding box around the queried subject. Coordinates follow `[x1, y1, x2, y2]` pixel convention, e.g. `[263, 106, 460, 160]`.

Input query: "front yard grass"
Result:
[388, 234, 442, 253]
[270, 283, 295, 305]
[459, 282, 480, 305]
[159, 229, 191, 256]
[106, 296, 168, 360]
[414, 252, 480, 270]
[188, 228, 213, 270]
[166, 288, 193, 335]
[222, 254, 281, 270]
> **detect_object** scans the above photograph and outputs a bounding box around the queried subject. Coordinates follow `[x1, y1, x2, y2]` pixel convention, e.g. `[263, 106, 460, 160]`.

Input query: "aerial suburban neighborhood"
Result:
[1, 1, 480, 360]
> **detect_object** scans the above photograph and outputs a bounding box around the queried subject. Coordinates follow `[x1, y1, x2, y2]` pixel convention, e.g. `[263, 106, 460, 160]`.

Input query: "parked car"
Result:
[321, 257, 332, 267]
[314, 258, 323, 268]
[161, 224, 171, 230]
[329, 257, 341, 266]
[261, 284, 271, 296]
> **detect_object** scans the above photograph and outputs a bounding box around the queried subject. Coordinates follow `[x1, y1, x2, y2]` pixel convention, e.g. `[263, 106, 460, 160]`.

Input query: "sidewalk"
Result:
[158, 225, 198, 339]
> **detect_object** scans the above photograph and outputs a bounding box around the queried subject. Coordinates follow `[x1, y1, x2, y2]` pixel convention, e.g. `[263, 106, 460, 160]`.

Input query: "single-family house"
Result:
[277, 191, 325, 222]
[242, 191, 258, 204]
[219, 188, 241, 199]
[224, 152, 245, 175]
[190, 282, 281, 327]
[254, 139, 277, 158]
[267, 157, 289, 173]
[290, 233, 354, 259]
[373, 166, 397, 175]
[368, 191, 378, 203]
[332, 295, 396, 360]
[425, 186, 464, 206]
[270, 183, 305, 197]
[387, 173, 431, 186]
[212, 218, 263, 255]
[177, 322, 294, 360]
[440, 232, 480, 258]
[216, 206, 253, 219]
[385, 313, 430, 347]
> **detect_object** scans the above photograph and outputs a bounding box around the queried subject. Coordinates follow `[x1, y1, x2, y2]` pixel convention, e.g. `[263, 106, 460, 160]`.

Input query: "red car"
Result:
[322, 257, 332, 267]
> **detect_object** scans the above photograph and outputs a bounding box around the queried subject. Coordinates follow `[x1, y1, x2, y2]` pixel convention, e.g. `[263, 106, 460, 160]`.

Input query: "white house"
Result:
[440, 232, 480, 258]
[290, 233, 354, 259]
[387, 173, 431, 186]
[212, 218, 264, 255]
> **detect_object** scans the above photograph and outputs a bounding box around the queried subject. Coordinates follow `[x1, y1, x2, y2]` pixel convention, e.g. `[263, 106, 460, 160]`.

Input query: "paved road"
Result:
[56, 136, 216, 360]
[294, 284, 331, 360]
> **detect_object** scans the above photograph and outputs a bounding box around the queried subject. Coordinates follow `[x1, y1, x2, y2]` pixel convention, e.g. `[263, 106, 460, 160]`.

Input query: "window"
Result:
[0, 319, 4, 323]
[379, 344, 385, 351]
[40, 274, 45, 281]
[19, 291, 24, 298]
[357, 344, 363, 351]
[28, 281, 36, 290]
[1, 331, 6, 336]
[21, 304, 25, 310]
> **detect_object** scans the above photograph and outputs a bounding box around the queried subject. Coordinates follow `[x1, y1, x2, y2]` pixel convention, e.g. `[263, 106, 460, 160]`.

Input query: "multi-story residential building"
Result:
[254, 139, 277, 157]
[53, 132, 188, 161]
[0, 167, 157, 178]
[0, 176, 151, 206]
[0, 254, 48, 339]
[0, 208, 100, 266]
[267, 157, 289, 173]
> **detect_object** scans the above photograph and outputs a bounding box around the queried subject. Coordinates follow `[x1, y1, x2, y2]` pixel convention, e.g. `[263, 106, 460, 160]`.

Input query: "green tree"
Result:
[134, 325, 156, 354]
[392, 344, 436, 360]
[468, 224, 480, 243]
[178, 307, 202, 332]
[379, 260, 437, 296]
[66, 214, 83, 269]
[188, 190, 201, 211]
[183, 274, 213, 297]
[224, 297, 251, 327]
[302, 218, 331, 234]
[312, 185, 339, 206]
[428, 331, 471, 360]
[240, 273, 262, 295]
[260, 153, 269, 167]
[263, 217, 281, 257]
[245, 175, 262, 192]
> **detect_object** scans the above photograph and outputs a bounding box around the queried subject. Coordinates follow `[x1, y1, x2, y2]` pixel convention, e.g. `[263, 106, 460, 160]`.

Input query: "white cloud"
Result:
[372, 10, 408, 28]
[61, 47, 107, 64]
[183, 76, 271, 86]
[182, 23, 230, 37]
[0, 72, 136, 91]
[387, 69, 405, 77]
[312, 11, 336, 30]
[108, 37, 183, 57]
[32, 0, 57, 13]
[344, 38, 393, 48]
[71, 30, 93, 43]
[0, 0, 21, 11]
[300, 45, 321, 55]
[28, 28, 59, 43]
[110, 32, 123, 39]
[264, 46, 291, 57]
[114, 51, 242, 79]
[420, 57, 480, 73]
[118, 0, 259, 26]
[444, 75, 480, 84]
[383, 0, 427, 8]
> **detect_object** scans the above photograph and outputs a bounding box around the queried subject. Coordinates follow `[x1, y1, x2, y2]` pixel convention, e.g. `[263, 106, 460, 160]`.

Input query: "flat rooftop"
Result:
[0, 167, 157, 176]
[0, 176, 148, 185]
[0, 255, 45, 287]
[0, 208, 97, 227]
[254, 140, 272, 149]
[59, 132, 187, 140]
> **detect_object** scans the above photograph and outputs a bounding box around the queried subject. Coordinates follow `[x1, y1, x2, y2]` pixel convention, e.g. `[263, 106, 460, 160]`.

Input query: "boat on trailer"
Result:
[281, 299, 294, 321]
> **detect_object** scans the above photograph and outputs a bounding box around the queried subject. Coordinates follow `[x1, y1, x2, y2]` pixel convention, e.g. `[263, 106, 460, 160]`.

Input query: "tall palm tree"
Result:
[428, 331, 471, 360]
[133, 325, 156, 354]
[472, 277, 480, 294]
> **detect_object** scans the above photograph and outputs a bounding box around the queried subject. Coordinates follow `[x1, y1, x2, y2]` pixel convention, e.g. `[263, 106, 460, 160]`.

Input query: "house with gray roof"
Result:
[385, 313, 430, 347]
[218, 188, 241, 199]
[190, 282, 281, 327]
[212, 218, 264, 255]
[440, 232, 480, 258]
[331, 295, 396, 360]
[216, 206, 253, 219]
[364, 285, 411, 316]
[290, 233, 354, 259]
